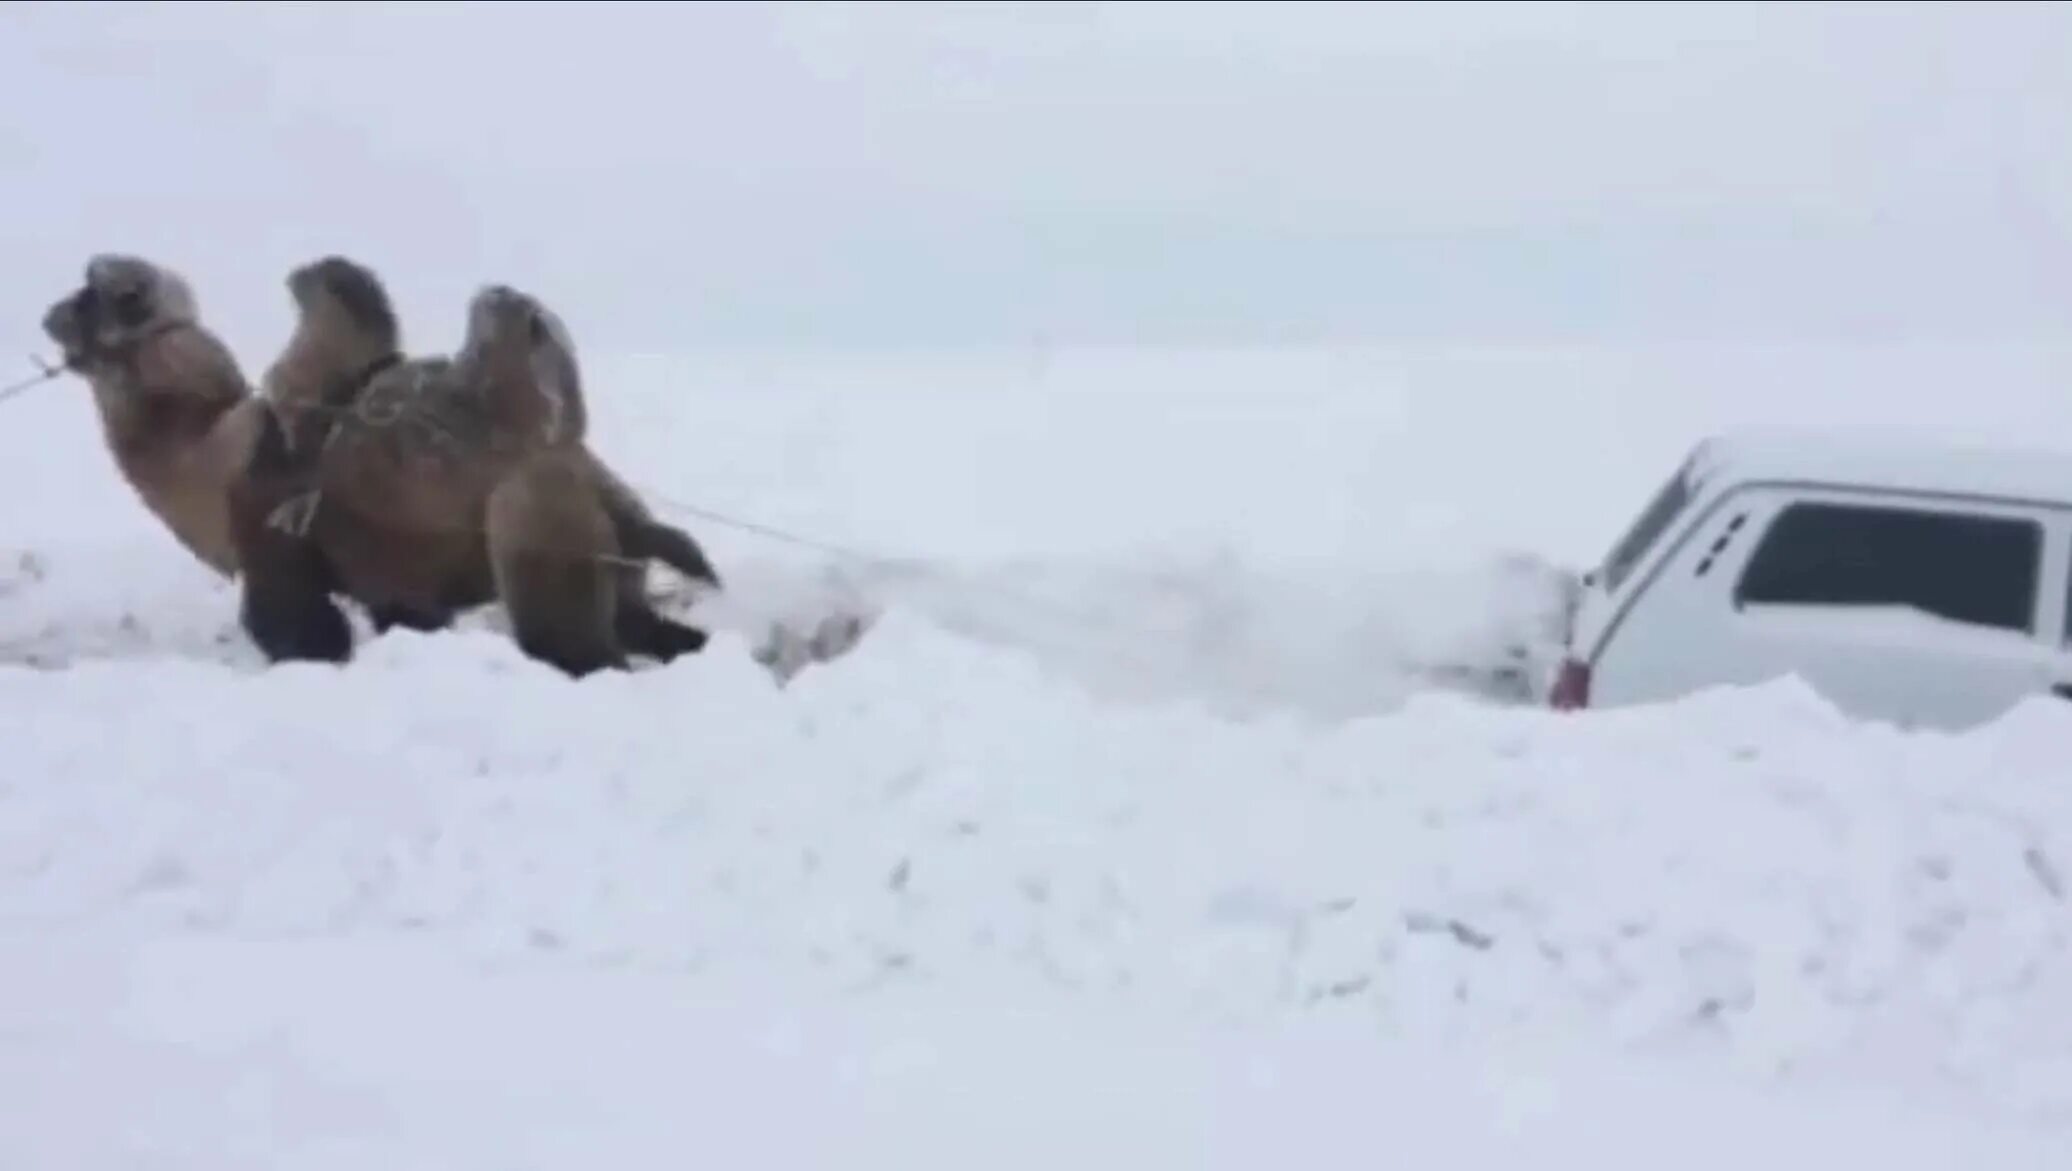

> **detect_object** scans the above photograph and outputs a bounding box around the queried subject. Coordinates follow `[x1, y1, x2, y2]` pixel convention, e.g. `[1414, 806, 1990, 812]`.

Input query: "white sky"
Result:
[2, 0, 2069, 355]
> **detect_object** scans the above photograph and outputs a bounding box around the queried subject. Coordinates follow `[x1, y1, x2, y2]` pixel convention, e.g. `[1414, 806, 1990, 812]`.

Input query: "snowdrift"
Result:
[4, 928, 2057, 1169]
[5, 609, 2072, 1123]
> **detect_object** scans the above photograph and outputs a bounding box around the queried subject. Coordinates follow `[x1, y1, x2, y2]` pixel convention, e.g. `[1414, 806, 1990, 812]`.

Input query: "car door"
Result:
[1710, 487, 2067, 730]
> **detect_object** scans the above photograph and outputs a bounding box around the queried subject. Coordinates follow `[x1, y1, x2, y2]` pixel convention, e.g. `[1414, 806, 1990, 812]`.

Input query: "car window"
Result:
[1735, 500, 2041, 633]
[1597, 462, 1694, 594]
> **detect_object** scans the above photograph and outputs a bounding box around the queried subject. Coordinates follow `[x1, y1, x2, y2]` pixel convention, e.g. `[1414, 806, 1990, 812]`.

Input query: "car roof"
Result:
[1684, 425, 2072, 509]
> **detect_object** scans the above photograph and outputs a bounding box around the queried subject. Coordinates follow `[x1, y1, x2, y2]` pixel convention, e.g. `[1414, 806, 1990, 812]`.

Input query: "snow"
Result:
[3, 934, 2064, 1171]
[9, 933, 2064, 1171]
[6, 340, 2072, 1162]
[1736, 602, 2055, 660]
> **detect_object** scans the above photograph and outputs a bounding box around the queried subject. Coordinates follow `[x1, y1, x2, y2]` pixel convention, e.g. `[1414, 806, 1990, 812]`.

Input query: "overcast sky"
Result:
[2, 1, 2069, 357]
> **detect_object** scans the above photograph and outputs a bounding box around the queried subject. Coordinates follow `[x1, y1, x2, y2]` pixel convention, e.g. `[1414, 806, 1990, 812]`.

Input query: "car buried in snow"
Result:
[1546, 427, 2072, 731]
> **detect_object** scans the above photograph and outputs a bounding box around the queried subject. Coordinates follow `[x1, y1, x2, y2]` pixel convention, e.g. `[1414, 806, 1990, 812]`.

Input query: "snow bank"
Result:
[6, 613, 2072, 1123]
[2, 929, 2058, 1169]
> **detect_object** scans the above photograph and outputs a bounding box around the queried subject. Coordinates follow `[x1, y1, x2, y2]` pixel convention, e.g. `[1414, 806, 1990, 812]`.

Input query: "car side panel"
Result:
[1589, 483, 2072, 730]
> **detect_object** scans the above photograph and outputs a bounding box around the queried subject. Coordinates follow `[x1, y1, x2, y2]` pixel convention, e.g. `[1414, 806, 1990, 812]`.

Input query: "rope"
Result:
[636, 489, 902, 569]
[628, 486, 1174, 666]
[0, 356, 62, 406]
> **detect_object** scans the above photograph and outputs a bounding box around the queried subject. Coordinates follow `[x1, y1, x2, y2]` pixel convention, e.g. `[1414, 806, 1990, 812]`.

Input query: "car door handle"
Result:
[2053, 683, 2072, 702]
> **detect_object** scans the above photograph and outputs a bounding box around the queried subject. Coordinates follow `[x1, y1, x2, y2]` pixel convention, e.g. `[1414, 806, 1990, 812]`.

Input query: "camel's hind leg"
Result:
[613, 574, 710, 662]
[485, 456, 625, 678]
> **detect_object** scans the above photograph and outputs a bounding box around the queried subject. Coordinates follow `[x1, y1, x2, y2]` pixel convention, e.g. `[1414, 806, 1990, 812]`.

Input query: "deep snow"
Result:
[3, 931, 2063, 1168]
[6, 340, 2072, 1162]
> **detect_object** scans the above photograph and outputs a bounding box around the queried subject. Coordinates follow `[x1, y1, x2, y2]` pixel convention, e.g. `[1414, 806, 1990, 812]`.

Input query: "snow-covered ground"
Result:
[6, 340, 2072, 1164]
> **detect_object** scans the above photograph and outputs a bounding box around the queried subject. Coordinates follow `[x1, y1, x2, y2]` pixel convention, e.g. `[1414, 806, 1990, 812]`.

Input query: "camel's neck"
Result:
[91, 369, 240, 466]
[83, 340, 255, 577]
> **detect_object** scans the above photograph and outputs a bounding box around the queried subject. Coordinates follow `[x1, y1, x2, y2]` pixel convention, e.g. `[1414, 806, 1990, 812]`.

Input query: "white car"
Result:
[1548, 427, 2072, 730]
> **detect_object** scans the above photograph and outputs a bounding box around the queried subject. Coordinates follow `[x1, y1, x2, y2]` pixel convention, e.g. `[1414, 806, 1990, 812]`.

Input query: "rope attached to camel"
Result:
[6, 309, 197, 405]
[0, 356, 63, 406]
